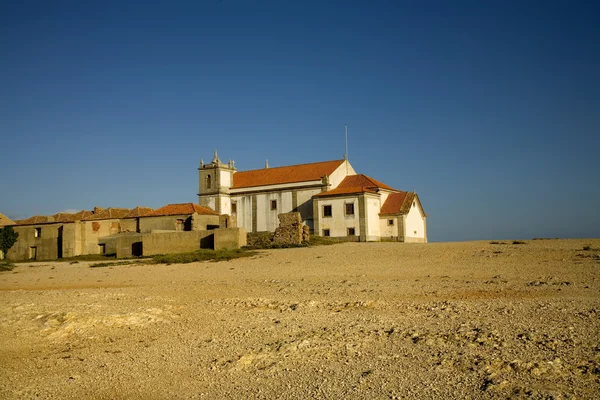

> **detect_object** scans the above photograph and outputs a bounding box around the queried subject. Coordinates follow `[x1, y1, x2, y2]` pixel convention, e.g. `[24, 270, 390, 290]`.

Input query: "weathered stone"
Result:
[272, 212, 309, 245]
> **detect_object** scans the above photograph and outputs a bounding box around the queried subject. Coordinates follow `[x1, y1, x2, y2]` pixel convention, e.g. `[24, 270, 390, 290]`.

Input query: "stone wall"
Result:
[272, 212, 309, 246]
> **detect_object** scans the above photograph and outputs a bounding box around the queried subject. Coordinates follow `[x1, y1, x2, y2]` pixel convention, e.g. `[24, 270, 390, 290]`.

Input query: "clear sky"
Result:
[1, 0, 598, 242]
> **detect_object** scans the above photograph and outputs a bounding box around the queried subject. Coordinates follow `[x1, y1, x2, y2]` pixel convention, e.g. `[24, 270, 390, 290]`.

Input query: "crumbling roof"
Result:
[52, 210, 94, 222]
[123, 207, 154, 218]
[13, 215, 53, 225]
[145, 203, 219, 217]
[84, 208, 132, 221]
[314, 174, 396, 198]
[0, 212, 15, 226]
[379, 192, 427, 216]
[232, 160, 345, 189]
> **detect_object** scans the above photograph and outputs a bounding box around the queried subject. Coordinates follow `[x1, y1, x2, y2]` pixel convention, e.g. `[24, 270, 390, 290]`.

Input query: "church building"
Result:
[198, 151, 427, 243]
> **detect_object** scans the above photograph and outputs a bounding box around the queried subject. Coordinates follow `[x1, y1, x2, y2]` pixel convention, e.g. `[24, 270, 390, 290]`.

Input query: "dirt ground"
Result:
[1, 239, 599, 399]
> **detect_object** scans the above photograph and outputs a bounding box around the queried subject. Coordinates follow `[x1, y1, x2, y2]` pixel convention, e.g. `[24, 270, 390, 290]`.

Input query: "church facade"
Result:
[198, 151, 427, 243]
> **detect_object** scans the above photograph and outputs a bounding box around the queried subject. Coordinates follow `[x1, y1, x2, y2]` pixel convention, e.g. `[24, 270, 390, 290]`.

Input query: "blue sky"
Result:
[1, 0, 598, 241]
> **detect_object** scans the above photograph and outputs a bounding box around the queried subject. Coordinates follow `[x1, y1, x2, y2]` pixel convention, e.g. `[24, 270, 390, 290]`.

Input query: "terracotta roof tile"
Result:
[232, 160, 345, 189]
[124, 207, 154, 218]
[52, 210, 94, 222]
[379, 192, 419, 215]
[313, 186, 379, 197]
[84, 208, 132, 221]
[145, 203, 219, 217]
[314, 174, 396, 198]
[13, 215, 53, 225]
[336, 174, 396, 191]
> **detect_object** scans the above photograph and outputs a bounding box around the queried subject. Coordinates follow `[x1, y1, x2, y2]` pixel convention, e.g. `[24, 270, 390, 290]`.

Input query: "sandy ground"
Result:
[0, 239, 599, 399]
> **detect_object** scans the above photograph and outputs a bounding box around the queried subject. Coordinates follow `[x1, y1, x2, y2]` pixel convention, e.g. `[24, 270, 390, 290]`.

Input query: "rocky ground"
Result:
[1, 239, 599, 399]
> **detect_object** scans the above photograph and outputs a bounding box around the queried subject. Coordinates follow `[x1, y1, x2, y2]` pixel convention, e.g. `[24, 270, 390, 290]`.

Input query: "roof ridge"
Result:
[238, 159, 345, 173]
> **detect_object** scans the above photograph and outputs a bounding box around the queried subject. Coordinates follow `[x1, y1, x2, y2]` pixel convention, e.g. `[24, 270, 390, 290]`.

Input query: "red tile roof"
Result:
[14, 215, 53, 225]
[379, 192, 410, 215]
[52, 210, 94, 222]
[379, 192, 428, 216]
[124, 207, 154, 218]
[84, 208, 132, 221]
[232, 160, 345, 189]
[337, 174, 396, 191]
[313, 186, 379, 197]
[145, 203, 219, 217]
[314, 174, 396, 198]
[13, 206, 157, 225]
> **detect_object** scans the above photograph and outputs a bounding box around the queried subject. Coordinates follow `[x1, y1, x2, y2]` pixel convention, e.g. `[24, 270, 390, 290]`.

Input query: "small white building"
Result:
[197, 151, 427, 242]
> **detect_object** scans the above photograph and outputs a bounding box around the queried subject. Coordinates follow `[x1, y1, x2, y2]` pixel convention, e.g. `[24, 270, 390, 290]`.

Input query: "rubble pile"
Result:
[273, 212, 309, 245]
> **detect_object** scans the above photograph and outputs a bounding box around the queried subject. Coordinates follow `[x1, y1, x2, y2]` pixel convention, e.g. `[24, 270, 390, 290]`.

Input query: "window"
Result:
[270, 200, 277, 210]
[413, 201, 416, 207]
[323, 205, 332, 217]
[231, 202, 237, 214]
[206, 174, 212, 189]
[347, 228, 355, 236]
[34, 227, 41, 238]
[345, 203, 355, 216]
[323, 229, 330, 237]
[414, 230, 417, 235]
[98, 244, 106, 254]
[29, 246, 37, 260]
[388, 219, 394, 226]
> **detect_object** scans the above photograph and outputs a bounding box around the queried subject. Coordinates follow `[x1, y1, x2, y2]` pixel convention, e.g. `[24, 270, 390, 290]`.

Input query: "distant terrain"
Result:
[1, 239, 599, 399]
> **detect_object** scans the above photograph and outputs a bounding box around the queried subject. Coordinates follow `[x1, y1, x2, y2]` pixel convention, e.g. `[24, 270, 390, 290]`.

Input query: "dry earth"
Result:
[1, 239, 599, 399]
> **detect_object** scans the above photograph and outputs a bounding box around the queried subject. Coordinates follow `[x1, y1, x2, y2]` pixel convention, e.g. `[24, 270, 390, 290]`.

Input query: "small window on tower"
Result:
[388, 219, 394, 226]
[206, 174, 212, 189]
[270, 200, 277, 210]
[231, 202, 237, 214]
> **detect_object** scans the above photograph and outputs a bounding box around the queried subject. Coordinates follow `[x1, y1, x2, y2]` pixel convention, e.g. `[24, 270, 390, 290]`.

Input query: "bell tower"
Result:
[197, 149, 236, 214]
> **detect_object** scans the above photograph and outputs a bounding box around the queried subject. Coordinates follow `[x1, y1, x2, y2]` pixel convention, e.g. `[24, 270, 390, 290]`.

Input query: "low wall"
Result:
[214, 227, 247, 250]
[116, 234, 143, 258]
[142, 231, 214, 256]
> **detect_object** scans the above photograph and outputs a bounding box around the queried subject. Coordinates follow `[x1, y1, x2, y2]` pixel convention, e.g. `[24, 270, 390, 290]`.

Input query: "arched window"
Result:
[206, 174, 212, 189]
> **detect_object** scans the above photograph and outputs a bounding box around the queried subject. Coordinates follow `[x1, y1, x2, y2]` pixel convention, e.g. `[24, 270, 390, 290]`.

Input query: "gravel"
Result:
[1, 239, 599, 399]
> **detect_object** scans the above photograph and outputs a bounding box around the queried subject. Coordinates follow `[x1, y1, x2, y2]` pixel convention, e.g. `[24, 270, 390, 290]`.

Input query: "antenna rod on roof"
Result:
[345, 124, 348, 161]
[345, 124, 349, 175]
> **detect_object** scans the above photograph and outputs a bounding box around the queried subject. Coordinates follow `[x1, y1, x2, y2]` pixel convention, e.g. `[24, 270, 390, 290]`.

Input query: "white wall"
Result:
[366, 195, 381, 240]
[231, 195, 252, 233]
[316, 196, 360, 237]
[204, 197, 216, 211]
[379, 216, 398, 238]
[220, 170, 231, 187]
[405, 199, 426, 241]
[219, 196, 231, 215]
[297, 187, 321, 229]
[255, 192, 293, 231]
[328, 160, 356, 188]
